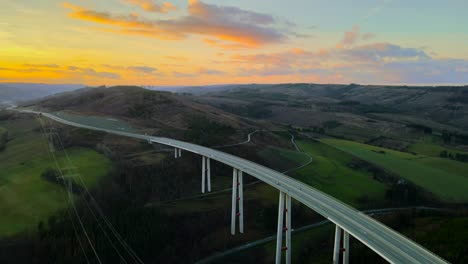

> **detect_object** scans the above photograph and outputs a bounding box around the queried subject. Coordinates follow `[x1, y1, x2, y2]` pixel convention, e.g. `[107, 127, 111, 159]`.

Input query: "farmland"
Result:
[0, 117, 112, 237]
[321, 138, 468, 203]
[293, 140, 387, 208]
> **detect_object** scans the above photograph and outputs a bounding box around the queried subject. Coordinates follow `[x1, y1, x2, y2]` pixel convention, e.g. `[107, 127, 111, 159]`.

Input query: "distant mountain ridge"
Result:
[144, 84, 240, 94]
[0, 83, 84, 102]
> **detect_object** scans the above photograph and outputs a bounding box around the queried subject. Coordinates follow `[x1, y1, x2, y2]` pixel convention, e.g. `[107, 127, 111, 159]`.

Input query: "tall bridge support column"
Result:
[174, 148, 178, 158]
[202, 156, 206, 193]
[275, 192, 292, 264]
[231, 168, 238, 235]
[201, 156, 211, 193]
[333, 225, 342, 264]
[333, 225, 350, 264]
[231, 168, 243, 235]
[343, 230, 349, 264]
[207, 158, 211, 192]
[178, 148, 182, 157]
[238, 169, 244, 233]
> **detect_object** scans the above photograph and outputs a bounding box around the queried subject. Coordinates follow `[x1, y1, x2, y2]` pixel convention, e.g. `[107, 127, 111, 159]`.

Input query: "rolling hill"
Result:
[186, 84, 468, 145]
[23, 86, 278, 145]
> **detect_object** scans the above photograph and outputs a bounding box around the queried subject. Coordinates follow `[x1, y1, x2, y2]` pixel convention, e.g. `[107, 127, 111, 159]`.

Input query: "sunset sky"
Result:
[1, 0, 468, 86]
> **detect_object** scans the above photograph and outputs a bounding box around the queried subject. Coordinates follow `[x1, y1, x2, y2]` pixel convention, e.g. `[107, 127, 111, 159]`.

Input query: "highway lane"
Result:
[198, 207, 451, 263]
[13, 108, 447, 264]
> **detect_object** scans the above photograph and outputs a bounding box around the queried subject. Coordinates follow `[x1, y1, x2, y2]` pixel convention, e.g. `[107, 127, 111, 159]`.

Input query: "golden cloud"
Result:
[125, 0, 176, 13]
[63, 0, 287, 47]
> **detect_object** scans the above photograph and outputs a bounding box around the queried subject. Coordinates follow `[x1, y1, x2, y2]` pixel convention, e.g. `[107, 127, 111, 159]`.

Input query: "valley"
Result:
[0, 84, 467, 263]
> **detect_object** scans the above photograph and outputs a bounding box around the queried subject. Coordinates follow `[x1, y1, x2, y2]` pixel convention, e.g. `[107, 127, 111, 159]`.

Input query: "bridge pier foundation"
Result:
[231, 168, 243, 235]
[275, 191, 291, 264]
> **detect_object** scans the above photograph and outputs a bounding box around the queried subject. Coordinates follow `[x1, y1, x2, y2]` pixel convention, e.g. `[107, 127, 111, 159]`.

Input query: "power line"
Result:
[38, 117, 102, 264]
[49, 120, 144, 264]
[37, 117, 91, 264]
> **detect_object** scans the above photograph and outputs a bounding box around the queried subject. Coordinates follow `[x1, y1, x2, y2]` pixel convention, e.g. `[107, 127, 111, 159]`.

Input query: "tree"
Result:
[440, 150, 448, 158]
[41, 168, 60, 182]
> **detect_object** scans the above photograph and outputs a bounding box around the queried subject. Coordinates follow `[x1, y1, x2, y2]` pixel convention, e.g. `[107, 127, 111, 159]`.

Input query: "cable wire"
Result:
[49, 120, 144, 264]
[37, 117, 91, 264]
[38, 117, 102, 264]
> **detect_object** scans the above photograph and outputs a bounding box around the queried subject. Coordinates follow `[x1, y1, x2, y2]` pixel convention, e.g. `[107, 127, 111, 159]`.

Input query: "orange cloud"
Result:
[341, 25, 360, 47]
[125, 0, 176, 13]
[291, 48, 305, 55]
[202, 38, 249, 50]
[63, 0, 287, 47]
[338, 25, 377, 48]
[23, 63, 59, 68]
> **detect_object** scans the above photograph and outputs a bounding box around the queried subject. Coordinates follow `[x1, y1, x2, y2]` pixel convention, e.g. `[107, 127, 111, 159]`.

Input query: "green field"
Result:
[322, 138, 468, 203]
[290, 140, 387, 208]
[408, 140, 468, 157]
[258, 146, 310, 173]
[0, 117, 112, 237]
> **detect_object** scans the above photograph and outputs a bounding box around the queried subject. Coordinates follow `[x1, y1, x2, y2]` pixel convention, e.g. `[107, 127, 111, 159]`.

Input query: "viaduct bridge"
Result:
[14, 108, 448, 264]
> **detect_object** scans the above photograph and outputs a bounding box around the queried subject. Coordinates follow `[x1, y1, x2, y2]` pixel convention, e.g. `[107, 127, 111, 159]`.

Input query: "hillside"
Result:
[23, 86, 277, 145]
[188, 84, 468, 142]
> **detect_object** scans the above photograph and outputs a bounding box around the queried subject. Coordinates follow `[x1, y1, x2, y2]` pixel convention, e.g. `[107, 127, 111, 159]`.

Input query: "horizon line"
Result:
[1, 81, 468, 88]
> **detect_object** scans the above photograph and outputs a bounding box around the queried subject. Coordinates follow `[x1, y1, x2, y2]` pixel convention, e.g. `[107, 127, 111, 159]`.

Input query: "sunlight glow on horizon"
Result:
[1, 0, 468, 86]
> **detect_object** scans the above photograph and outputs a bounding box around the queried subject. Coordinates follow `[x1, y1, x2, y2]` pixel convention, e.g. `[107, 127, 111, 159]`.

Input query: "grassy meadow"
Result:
[291, 140, 387, 208]
[321, 138, 468, 203]
[0, 117, 112, 237]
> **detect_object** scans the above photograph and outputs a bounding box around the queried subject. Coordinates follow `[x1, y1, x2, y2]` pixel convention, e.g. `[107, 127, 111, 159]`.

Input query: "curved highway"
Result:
[14, 108, 447, 264]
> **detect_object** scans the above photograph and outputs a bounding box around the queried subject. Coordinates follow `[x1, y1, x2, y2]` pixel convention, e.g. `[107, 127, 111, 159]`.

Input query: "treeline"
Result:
[347, 159, 436, 207]
[128, 90, 174, 118]
[407, 123, 433, 134]
[184, 116, 236, 146]
[440, 150, 468, 162]
[40, 168, 84, 195]
[0, 127, 7, 151]
[441, 130, 468, 145]
[219, 102, 273, 119]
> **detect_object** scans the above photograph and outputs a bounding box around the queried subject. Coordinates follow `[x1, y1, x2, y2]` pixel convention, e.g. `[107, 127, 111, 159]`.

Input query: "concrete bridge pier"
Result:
[333, 225, 350, 264]
[343, 231, 350, 264]
[231, 168, 244, 235]
[275, 191, 292, 264]
[201, 156, 211, 193]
